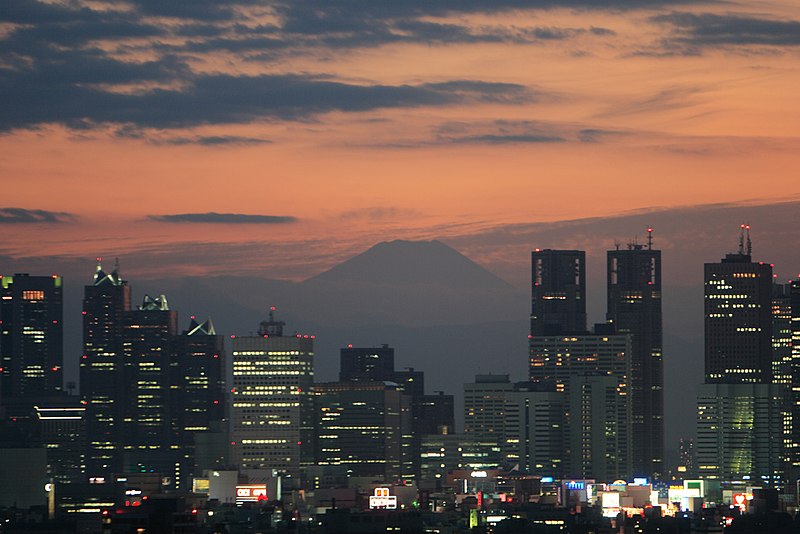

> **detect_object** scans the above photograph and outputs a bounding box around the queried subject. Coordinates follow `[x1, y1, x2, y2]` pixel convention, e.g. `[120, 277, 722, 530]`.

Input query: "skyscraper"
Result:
[530, 249, 586, 336]
[173, 317, 226, 478]
[0, 273, 63, 407]
[81, 259, 131, 478]
[121, 294, 178, 483]
[704, 231, 772, 383]
[606, 232, 663, 478]
[230, 309, 315, 481]
[529, 331, 632, 480]
[697, 227, 784, 487]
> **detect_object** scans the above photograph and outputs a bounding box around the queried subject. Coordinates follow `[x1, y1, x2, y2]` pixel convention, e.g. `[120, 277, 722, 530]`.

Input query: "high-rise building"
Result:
[230, 309, 314, 481]
[697, 228, 783, 487]
[704, 237, 772, 384]
[530, 249, 586, 336]
[315, 381, 407, 481]
[529, 331, 632, 480]
[606, 232, 663, 478]
[419, 434, 502, 486]
[173, 317, 226, 477]
[81, 259, 131, 477]
[121, 294, 179, 484]
[0, 274, 63, 406]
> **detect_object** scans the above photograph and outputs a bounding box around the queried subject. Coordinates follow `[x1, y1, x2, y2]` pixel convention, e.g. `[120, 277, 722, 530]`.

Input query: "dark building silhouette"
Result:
[339, 344, 395, 382]
[34, 401, 86, 486]
[704, 234, 772, 384]
[530, 249, 586, 336]
[0, 273, 64, 408]
[81, 259, 131, 478]
[121, 294, 179, 484]
[173, 317, 226, 478]
[606, 230, 663, 478]
[315, 381, 407, 481]
[417, 391, 455, 435]
[696, 227, 784, 486]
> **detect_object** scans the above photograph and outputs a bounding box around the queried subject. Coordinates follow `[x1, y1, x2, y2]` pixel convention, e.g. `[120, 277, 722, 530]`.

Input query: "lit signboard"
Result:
[565, 481, 585, 490]
[369, 487, 397, 509]
[236, 484, 268, 503]
[470, 471, 488, 478]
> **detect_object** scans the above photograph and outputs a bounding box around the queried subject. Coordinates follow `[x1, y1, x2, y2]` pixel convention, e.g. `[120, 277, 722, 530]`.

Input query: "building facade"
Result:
[606, 239, 663, 478]
[230, 310, 315, 481]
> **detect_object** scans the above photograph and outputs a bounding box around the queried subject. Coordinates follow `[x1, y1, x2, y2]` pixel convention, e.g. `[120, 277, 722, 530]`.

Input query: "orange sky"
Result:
[1, 0, 799, 278]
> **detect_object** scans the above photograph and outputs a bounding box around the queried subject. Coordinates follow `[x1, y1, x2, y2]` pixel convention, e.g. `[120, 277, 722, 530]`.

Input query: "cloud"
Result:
[339, 207, 421, 221]
[431, 120, 624, 146]
[148, 213, 298, 224]
[0, 65, 532, 130]
[0, 207, 75, 224]
[156, 135, 272, 146]
[652, 12, 800, 48]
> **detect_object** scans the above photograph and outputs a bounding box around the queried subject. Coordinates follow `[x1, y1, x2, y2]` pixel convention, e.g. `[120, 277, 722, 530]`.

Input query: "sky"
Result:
[1, 0, 800, 280]
[2, 0, 800, 457]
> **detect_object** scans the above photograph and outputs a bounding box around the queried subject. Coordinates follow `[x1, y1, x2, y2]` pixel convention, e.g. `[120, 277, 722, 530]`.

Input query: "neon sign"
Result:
[369, 487, 397, 509]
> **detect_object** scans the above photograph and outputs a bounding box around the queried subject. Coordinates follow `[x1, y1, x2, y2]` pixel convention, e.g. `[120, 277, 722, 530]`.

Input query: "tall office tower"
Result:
[697, 228, 782, 487]
[791, 280, 800, 473]
[81, 259, 131, 477]
[121, 294, 178, 483]
[772, 283, 793, 470]
[503, 382, 564, 478]
[315, 381, 407, 481]
[338, 345, 429, 480]
[0, 274, 63, 406]
[703, 231, 772, 384]
[529, 331, 633, 480]
[530, 249, 586, 336]
[339, 344, 395, 382]
[173, 317, 226, 477]
[230, 309, 314, 481]
[606, 230, 663, 478]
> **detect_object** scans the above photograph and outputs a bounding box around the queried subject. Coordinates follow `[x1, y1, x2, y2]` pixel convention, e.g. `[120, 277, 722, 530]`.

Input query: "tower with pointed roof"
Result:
[174, 316, 226, 477]
[81, 258, 131, 478]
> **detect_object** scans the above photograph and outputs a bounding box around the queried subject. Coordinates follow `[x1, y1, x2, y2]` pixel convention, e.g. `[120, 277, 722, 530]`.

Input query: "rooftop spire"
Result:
[738, 224, 745, 255]
[647, 227, 653, 251]
[745, 224, 752, 256]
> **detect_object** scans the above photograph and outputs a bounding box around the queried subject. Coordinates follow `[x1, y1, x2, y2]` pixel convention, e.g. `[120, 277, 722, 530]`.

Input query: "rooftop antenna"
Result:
[647, 227, 653, 251]
[614, 240, 621, 251]
[745, 224, 752, 256]
[738, 224, 745, 255]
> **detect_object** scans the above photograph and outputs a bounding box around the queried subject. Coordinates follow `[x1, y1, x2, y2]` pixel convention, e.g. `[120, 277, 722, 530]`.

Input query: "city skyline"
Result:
[1, 1, 800, 284]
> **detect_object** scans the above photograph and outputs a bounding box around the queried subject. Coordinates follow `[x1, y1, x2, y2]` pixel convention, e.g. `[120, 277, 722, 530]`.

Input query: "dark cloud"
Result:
[157, 135, 272, 146]
[429, 120, 622, 146]
[0, 208, 75, 224]
[652, 12, 800, 47]
[148, 213, 298, 224]
[0, 69, 531, 130]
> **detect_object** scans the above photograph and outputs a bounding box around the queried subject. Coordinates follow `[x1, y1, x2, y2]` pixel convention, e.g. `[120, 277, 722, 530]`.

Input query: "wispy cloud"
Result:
[652, 12, 800, 48]
[0, 207, 75, 224]
[148, 213, 298, 224]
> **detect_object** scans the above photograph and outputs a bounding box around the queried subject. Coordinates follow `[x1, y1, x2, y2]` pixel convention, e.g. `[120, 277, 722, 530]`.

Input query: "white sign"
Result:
[369, 487, 397, 509]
